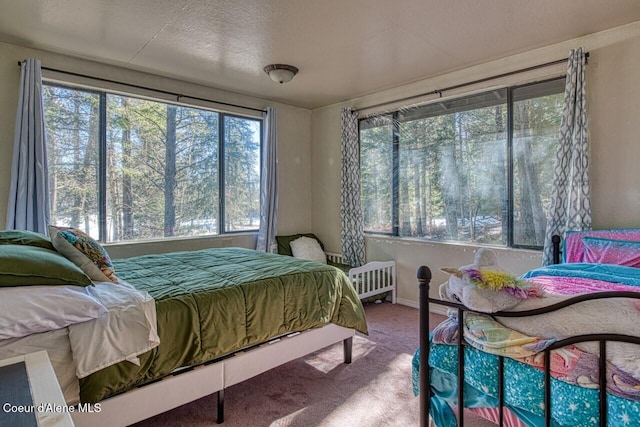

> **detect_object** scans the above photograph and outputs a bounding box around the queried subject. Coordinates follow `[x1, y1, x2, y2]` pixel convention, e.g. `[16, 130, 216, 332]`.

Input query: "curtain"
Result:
[6, 58, 50, 234]
[256, 107, 278, 252]
[542, 47, 591, 265]
[340, 108, 365, 266]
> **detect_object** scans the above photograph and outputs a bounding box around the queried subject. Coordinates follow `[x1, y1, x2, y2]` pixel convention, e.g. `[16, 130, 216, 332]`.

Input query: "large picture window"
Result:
[43, 83, 262, 242]
[360, 78, 564, 249]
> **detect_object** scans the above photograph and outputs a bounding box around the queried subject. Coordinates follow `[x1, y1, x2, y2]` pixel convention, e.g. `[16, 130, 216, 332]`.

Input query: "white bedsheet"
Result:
[0, 328, 79, 403]
[0, 280, 159, 403]
[496, 294, 640, 380]
[69, 280, 159, 378]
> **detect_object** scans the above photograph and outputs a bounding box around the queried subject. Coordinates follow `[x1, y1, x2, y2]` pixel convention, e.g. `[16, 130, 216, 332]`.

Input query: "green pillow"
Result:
[0, 244, 92, 287]
[276, 233, 325, 256]
[0, 229, 54, 251]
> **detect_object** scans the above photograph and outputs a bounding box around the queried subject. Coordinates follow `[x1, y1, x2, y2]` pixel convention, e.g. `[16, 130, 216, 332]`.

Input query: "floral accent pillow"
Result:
[582, 237, 640, 268]
[48, 225, 118, 283]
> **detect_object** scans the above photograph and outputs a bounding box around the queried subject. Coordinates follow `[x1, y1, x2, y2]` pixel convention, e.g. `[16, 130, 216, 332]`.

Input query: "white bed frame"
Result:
[71, 249, 385, 426]
[325, 252, 397, 303]
[71, 324, 355, 427]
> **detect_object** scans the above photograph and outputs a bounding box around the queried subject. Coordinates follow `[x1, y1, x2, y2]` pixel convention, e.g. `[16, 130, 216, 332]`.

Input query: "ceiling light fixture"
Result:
[263, 64, 299, 84]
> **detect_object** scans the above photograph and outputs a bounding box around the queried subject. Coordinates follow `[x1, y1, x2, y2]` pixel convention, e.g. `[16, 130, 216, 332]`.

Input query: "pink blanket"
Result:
[531, 275, 640, 295]
[531, 275, 640, 311]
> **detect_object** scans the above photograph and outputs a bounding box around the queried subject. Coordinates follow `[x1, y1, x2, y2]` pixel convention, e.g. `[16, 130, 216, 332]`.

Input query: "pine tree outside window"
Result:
[43, 83, 262, 242]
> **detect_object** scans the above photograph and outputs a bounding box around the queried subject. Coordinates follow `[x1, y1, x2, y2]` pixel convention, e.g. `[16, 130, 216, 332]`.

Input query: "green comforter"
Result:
[79, 247, 367, 402]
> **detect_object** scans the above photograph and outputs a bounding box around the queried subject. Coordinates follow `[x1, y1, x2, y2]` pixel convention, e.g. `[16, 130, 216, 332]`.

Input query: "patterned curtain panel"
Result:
[542, 48, 591, 265]
[6, 58, 50, 234]
[340, 108, 365, 266]
[256, 107, 278, 252]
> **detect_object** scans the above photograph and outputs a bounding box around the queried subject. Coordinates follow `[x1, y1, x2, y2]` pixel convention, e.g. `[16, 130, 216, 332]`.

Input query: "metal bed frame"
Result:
[417, 235, 640, 427]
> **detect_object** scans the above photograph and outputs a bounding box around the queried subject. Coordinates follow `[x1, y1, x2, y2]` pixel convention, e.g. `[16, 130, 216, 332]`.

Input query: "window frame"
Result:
[359, 77, 565, 250]
[43, 81, 263, 243]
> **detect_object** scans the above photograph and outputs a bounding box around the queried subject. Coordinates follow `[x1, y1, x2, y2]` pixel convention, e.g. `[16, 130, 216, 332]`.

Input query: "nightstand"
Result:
[0, 350, 74, 427]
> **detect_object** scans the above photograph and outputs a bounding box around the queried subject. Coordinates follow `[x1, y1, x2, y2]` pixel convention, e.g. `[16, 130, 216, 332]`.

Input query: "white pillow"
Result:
[0, 285, 108, 340]
[290, 236, 327, 264]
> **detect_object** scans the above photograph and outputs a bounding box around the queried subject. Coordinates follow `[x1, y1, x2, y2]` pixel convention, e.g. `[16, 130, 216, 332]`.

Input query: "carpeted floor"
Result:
[133, 303, 496, 427]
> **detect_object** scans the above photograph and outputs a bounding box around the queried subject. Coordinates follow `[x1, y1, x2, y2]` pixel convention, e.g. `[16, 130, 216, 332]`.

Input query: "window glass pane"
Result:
[44, 86, 100, 237]
[44, 82, 262, 243]
[360, 116, 393, 233]
[399, 102, 507, 244]
[223, 116, 261, 232]
[359, 79, 563, 249]
[106, 95, 219, 242]
[512, 82, 564, 246]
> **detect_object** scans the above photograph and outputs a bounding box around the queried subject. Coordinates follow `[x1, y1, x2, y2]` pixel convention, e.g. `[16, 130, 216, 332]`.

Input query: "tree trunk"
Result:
[443, 116, 459, 240]
[495, 105, 508, 245]
[164, 105, 177, 237]
[122, 99, 134, 240]
[399, 151, 412, 235]
[83, 104, 98, 233]
[70, 99, 82, 228]
[515, 103, 546, 245]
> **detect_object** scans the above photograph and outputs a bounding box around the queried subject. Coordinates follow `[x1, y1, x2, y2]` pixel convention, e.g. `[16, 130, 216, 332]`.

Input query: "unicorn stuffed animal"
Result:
[441, 248, 539, 313]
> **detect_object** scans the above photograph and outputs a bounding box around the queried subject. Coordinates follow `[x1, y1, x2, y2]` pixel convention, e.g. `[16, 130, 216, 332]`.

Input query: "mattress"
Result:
[79, 247, 368, 402]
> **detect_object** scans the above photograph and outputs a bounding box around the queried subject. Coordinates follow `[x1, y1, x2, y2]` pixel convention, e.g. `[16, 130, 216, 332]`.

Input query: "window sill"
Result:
[103, 232, 258, 248]
[103, 232, 258, 259]
[363, 233, 541, 255]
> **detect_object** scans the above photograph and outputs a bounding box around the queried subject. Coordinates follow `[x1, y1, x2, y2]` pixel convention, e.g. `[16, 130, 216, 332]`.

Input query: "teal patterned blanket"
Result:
[412, 343, 640, 427]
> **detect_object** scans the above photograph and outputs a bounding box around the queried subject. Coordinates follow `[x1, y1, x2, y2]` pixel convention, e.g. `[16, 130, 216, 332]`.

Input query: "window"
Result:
[43, 83, 262, 242]
[360, 78, 564, 249]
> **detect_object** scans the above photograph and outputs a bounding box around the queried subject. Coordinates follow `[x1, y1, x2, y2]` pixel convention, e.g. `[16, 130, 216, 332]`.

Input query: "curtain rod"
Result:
[17, 61, 267, 114]
[356, 52, 589, 114]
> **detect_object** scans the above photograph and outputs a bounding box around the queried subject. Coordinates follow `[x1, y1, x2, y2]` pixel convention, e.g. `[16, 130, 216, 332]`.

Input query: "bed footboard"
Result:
[349, 261, 396, 303]
[417, 266, 433, 427]
[326, 252, 397, 303]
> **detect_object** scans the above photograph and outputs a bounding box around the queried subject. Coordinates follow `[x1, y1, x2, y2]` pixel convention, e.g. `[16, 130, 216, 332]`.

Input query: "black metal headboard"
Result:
[552, 234, 561, 264]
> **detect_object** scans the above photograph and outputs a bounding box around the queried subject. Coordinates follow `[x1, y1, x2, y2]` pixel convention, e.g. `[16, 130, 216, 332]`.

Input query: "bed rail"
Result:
[326, 252, 397, 303]
[72, 324, 355, 427]
[417, 235, 640, 427]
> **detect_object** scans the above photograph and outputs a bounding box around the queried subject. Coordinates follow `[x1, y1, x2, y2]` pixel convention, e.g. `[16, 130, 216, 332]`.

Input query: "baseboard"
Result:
[429, 306, 448, 316]
[396, 298, 418, 309]
[395, 299, 447, 316]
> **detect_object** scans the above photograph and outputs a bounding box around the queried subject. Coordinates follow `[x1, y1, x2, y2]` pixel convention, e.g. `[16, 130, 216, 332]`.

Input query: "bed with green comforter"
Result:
[79, 247, 368, 403]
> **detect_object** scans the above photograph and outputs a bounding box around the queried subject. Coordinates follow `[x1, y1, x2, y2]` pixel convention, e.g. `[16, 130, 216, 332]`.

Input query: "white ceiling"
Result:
[1, 0, 639, 109]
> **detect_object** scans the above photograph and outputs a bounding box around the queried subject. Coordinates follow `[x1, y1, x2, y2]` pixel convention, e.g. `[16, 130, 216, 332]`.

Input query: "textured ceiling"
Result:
[0, 0, 639, 109]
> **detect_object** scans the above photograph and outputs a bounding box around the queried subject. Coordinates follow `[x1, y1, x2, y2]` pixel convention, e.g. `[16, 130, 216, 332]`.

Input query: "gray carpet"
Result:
[133, 303, 495, 427]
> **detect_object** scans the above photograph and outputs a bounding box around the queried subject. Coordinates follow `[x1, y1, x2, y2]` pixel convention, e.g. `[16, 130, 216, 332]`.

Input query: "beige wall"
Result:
[0, 41, 312, 258]
[311, 22, 640, 307]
